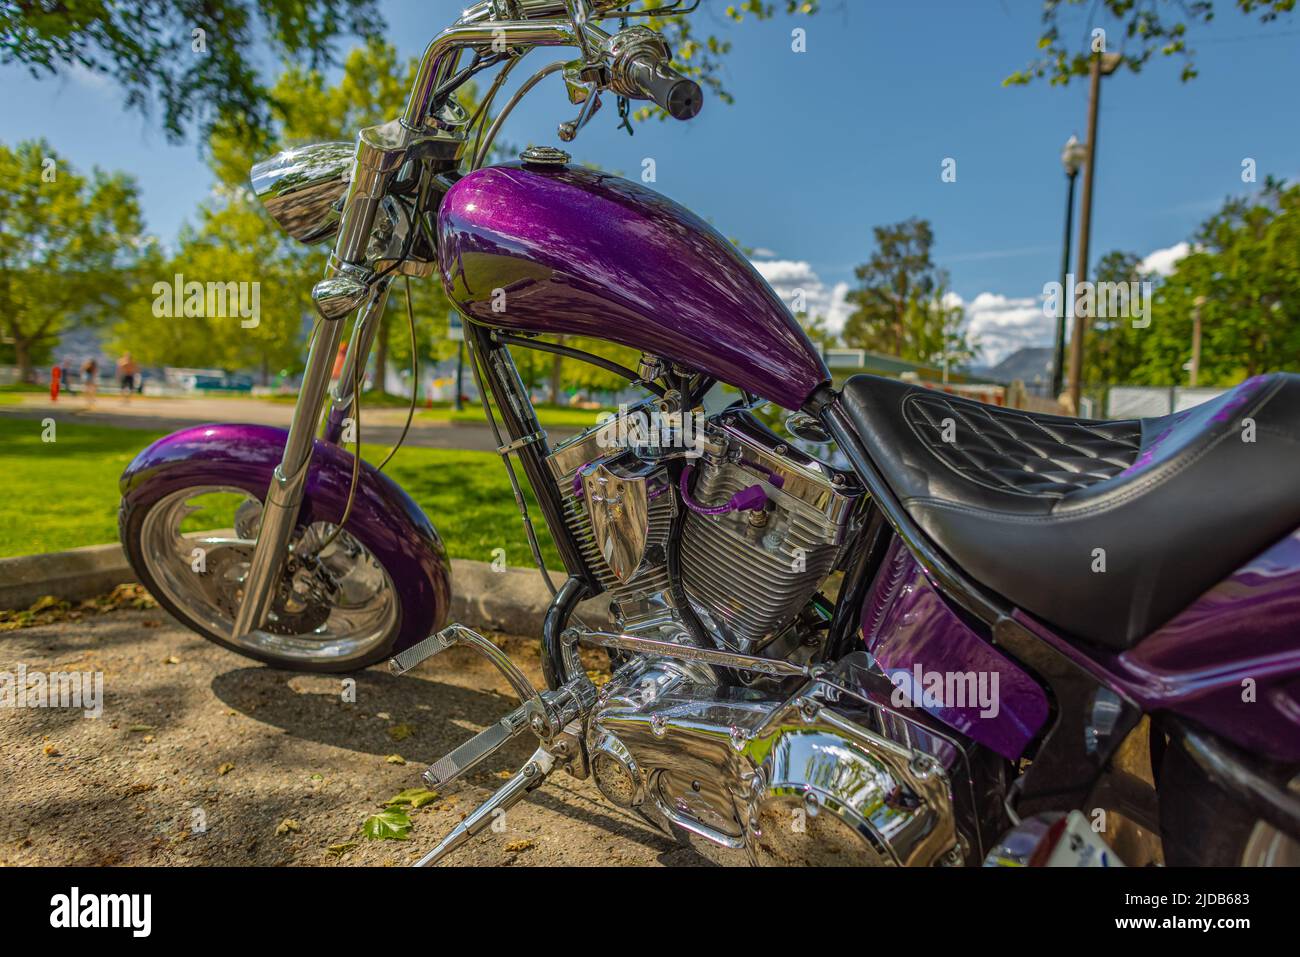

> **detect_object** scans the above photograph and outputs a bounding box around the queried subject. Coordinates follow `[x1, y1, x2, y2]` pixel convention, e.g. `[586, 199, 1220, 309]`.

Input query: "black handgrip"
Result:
[626, 56, 703, 121]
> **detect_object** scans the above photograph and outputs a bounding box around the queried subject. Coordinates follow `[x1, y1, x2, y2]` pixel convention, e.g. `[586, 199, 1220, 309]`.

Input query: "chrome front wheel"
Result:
[129, 485, 399, 670]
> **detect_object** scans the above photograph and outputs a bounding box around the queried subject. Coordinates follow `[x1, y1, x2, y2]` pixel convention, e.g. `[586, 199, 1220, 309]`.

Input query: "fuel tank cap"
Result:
[520, 145, 571, 168]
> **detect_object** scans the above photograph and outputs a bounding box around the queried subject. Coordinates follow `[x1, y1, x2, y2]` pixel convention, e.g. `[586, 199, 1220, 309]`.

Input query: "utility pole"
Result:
[1189, 295, 1205, 388]
[1066, 51, 1122, 414]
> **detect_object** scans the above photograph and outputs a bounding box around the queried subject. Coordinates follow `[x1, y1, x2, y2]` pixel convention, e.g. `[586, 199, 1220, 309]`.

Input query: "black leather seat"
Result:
[839, 373, 1300, 650]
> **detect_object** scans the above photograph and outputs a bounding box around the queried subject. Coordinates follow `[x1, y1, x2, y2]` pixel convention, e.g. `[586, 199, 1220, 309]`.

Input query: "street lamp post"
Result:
[1053, 135, 1087, 399]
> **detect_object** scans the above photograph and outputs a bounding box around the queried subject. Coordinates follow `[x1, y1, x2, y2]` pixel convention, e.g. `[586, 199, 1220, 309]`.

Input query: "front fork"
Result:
[230, 278, 391, 641]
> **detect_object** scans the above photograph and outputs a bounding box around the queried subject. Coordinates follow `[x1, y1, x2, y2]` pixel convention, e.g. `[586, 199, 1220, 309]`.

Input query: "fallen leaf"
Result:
[384, 788, 439, 809]
[142, 735, 155, 744]
[384, 754, 406, 765]
[162, 655, 180, 665]
[216, 762, 235, 776]
[276, 819, 301, 836]
[504, 839, 535, 852]
[387, 723, 416, 742]
[361, 808, 412, 841]
[43, 743, 61, 757]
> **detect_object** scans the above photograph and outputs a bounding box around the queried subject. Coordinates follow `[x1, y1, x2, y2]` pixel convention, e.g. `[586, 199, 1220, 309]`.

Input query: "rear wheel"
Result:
[122, 483, 401, 672]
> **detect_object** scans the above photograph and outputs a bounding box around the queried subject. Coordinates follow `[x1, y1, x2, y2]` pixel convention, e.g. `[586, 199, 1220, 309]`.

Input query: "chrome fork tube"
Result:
[323, 278, 392, 445]
[230, 309, 354, 641]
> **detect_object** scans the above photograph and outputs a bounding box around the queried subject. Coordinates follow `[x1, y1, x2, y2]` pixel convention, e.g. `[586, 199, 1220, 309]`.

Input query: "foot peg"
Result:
[421, 699, 536, 790]
[392, 622, 600, 865]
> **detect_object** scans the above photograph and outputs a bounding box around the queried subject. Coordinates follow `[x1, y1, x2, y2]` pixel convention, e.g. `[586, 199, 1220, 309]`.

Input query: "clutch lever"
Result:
[558, 69, 604, 141]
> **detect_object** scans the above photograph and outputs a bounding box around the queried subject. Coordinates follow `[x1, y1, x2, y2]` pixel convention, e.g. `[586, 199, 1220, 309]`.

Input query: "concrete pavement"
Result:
[0, 393, 584, 452]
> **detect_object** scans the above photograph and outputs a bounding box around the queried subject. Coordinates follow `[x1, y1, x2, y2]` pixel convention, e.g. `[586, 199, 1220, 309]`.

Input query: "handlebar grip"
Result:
[625, 56, 703, 121]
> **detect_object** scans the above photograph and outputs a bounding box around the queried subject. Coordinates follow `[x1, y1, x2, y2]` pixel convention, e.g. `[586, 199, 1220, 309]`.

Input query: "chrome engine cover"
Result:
[587, 653, 973, 867]
[546, 406, 860, 650]
[683, 412, 858, 652]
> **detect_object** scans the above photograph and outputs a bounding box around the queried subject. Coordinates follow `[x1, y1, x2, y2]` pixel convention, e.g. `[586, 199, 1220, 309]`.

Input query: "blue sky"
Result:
[4, 0, 1299, 362]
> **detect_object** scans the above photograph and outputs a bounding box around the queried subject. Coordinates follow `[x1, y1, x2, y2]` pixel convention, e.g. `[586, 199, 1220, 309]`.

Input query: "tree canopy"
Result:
[1, 0, 383, 142]
[840, 217, 976, 368]
[0, 139, 148, 380]
[1083, 179, 1300, 390]
[1007, 0, 1297, 86]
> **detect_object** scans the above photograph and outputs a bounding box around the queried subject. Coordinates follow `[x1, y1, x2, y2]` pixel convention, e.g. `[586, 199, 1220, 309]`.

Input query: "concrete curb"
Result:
[0, 543, 610, 635]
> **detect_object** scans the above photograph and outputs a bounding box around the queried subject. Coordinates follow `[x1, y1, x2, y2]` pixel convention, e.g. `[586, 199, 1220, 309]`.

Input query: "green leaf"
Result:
[384, 787, 440, 809]
[362, 807, 412, 841]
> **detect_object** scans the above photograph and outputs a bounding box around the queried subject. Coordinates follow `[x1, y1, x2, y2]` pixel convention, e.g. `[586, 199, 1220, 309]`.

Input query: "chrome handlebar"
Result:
[313, 0, 700, 319]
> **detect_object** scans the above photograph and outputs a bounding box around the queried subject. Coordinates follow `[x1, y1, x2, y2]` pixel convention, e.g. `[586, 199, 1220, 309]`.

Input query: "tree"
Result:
[843, 218, 938, 358]
[841, 219, 976, 368]
[1008, 0, 1297, 87]
[795, 312, 839, 355]
[1082, 180, 1300, 388]
[0, 140, 147, 381]
[111, 195, 312, 384]
[1140, 180, 1300, 384]
[1081, 250, 1150, 389]
[3, 2, 826, 143]
[1, 0, 383, 143]
[116, 39, 472, 391]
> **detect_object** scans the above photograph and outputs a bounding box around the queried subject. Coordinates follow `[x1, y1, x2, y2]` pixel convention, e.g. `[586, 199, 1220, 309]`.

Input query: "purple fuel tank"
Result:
[437, 162, 829, 410]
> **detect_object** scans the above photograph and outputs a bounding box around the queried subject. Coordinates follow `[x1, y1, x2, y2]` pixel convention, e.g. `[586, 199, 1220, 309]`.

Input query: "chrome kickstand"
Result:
[413, 746, 555, 867]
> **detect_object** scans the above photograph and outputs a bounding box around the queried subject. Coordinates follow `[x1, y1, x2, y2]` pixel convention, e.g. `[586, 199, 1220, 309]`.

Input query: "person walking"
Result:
[117, 352, 140, 403]
[81, 357, 99, 408]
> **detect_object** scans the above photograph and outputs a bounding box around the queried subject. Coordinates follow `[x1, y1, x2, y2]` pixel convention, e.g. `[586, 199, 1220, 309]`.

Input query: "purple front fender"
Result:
[119, 423, 451, 655]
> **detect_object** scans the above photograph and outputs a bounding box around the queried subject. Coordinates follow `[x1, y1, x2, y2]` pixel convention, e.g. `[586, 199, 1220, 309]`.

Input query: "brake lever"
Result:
[558, 70, 604, 142]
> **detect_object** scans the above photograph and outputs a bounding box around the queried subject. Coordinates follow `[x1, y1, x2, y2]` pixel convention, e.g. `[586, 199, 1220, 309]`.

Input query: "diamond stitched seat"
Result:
[839, 373, 1300, 650]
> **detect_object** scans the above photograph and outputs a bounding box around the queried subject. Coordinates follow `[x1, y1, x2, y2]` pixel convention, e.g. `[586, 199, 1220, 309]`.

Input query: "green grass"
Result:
[0, 383, 47, 406]
[0, 418, 561, 568]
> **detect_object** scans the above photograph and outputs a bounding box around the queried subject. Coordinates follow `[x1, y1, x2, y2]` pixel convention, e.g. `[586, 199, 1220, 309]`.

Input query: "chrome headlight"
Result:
[249, 141, 354, 245]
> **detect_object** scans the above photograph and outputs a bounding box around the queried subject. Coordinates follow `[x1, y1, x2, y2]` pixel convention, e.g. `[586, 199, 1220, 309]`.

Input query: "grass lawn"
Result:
[0, 383, 48, 406]
[0, 417, 561, 568]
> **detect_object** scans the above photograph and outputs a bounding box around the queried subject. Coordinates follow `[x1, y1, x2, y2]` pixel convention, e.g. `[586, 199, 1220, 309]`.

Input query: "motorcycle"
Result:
[118, 0, 1300, 867]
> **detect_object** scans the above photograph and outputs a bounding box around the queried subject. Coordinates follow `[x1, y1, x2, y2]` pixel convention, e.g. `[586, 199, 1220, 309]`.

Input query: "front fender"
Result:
[120, 422, 451, 653]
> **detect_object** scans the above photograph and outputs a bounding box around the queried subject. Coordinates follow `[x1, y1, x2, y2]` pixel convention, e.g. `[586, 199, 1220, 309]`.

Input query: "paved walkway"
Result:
[1, 395, 582, 453]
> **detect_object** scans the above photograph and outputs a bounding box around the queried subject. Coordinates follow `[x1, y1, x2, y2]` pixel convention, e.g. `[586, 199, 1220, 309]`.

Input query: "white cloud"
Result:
[752, 237, 1191, 367]
[952, 291, 1051, 366]
[750, 258, 853, 333]
[1140, 241, 1191, 277]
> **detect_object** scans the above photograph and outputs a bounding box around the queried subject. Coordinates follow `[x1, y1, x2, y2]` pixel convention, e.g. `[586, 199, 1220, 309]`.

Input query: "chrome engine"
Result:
[544, 404, 983, 865]
[547, 404, 858, 654]
[586, 654, 979, 866]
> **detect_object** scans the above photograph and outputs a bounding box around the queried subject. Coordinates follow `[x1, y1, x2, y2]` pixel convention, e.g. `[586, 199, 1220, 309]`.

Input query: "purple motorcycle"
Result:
[119, 0, 1300, 867]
